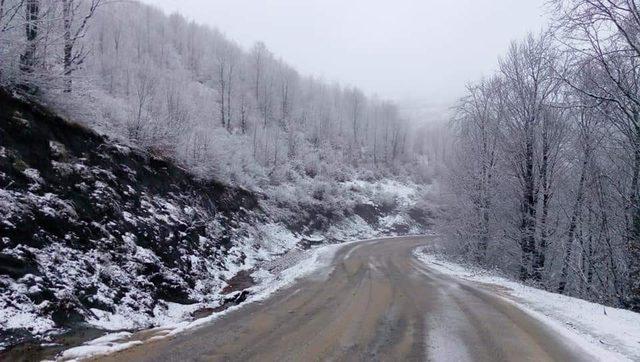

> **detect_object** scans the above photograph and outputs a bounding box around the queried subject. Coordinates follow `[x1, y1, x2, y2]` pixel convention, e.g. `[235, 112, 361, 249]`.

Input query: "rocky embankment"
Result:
[0, 89, 434, 353]
[0, 89, 265, 348]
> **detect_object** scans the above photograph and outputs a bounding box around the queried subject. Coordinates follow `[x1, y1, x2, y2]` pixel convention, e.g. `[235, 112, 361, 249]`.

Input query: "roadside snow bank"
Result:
[414, 249, 640, 361]
[57, 241, 351, 361]
[58, 332, 142, 361]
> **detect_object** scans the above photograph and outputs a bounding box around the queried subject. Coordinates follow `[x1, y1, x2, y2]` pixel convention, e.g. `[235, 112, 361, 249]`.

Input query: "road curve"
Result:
[96, 236, 595, 362]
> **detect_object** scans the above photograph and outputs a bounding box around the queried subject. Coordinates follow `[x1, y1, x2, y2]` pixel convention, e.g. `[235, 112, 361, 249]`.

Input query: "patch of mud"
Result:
[0, 326, 106, 362]
[221, 270, 255, 295]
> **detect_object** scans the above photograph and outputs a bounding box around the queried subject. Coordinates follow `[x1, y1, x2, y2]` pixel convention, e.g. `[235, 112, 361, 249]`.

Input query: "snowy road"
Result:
[96, 236, 596, 362]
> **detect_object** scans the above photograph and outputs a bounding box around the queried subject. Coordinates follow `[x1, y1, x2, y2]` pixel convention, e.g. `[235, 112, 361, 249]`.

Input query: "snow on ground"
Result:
[326, 214, 376, 241]
[59, 339, 143, 361]
[56, 241, 355, 361]
[344, 179, 424, 208]
[254, 222, 299, 254]
[0, 275, 57, 336]
[414, 249, 640, 361]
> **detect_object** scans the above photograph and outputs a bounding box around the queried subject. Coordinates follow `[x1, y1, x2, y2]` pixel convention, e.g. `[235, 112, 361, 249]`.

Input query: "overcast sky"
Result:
[142, 0, 548, 108]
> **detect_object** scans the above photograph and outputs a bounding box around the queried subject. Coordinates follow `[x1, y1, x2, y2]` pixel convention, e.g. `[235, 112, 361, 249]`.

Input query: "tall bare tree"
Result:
[20, 0, 38, 73]
[498, 33, 562, 281]
[61, 0, 101, 92]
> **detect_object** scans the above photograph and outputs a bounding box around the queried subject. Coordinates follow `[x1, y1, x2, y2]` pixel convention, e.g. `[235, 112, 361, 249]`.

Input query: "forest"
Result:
[0, 0, 434, 190]
[1, 0, 639, 315]
[443, 0, 640, 311]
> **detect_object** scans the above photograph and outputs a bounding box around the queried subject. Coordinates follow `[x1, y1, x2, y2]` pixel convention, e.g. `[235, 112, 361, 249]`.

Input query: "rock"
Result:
[0, 252, 39, 279]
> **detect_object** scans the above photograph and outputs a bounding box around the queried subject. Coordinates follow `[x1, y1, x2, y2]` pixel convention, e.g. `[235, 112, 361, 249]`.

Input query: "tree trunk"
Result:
[226, 64, 233, 131]
[252, 123, 258, 159]
[626, 141, 640, 310]
[0, 0, 4, 78]
[519, 128, 537, 282]
[62, 0, 73, 92]
[373, 123, 378, 166]
[533, 117, 551, 282]
[558, 154, 588, 293]
[240, 95, 247, 134]
[20, 0, 39, 73]
[478, 122, 495, 262]
[219, 71, 226, 128]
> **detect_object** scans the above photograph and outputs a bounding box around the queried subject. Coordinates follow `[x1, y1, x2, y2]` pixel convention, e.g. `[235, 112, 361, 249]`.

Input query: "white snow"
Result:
[0, 276, 58, 341]
[380, 214, 405, 228]
[60, 340, 143, 361]
[256, 223, 299, 253]
[23, 168, 43, 184]
[121, 211, 137, 226]
[414, 249, 640, 361]
[48, 141, 66, 158]
[85, 331, 133, 345]
[327, 215, 376, 240]
[304, 234, 325, 242]
[343, 179, 423, 208]
[56, 240, 354, 361]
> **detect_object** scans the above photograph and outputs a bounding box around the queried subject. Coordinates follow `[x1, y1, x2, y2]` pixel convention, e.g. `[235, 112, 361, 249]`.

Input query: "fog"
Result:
[142, 0, 548, 107]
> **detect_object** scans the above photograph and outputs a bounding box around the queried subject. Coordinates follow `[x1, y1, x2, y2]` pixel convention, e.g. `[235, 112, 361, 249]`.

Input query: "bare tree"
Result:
[1, 0, 25, 33]
[558, 105, 594, 293]
[20, 0, 38, 73]
[239, 92, 248, 134]
[60, 0, 101, 92]
[498, 33, 562, 281]
[452, 77, 504, 262]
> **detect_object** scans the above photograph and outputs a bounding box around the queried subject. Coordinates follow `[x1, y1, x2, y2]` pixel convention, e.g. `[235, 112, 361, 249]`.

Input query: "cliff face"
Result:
[0, 89, 264, 347]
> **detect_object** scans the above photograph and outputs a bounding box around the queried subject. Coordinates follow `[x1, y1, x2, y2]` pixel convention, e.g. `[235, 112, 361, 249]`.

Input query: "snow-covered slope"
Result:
[0, 89, 269, 348]
[0, 89, 433, 353]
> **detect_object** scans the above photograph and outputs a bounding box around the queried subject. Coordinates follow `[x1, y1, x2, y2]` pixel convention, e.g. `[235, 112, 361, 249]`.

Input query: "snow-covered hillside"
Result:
[0, 89, 433, 354]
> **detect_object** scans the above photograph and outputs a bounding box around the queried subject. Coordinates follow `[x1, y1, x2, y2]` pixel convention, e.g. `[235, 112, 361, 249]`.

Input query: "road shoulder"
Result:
[413, 247, 640, 361]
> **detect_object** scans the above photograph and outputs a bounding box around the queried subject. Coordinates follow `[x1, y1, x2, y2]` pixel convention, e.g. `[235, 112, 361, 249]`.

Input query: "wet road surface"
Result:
[96, 236, 595, 362]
